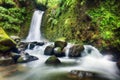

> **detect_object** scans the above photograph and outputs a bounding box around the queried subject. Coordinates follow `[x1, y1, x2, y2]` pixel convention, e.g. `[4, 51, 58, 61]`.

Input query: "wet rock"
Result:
[16, 53, 38, 63]
[54, 47, 65, 57]
[10, 47, 20, 53]
[26, 54, 38, 62]
[11, 51, 38, 63]
[69, 70, 94, 79]
[44, 45, 54, 55]
[68, 44, 84, 58]
[17, 56, 26, 63]
[32, 42, 44, 46]
[28, 43, 35, 50]
[0, 57, 14, 66]
[54, 39, 67, 49]
[11, 52, 21, 63]
[45, 55, 61, 64]
[36, 42, 44, 46]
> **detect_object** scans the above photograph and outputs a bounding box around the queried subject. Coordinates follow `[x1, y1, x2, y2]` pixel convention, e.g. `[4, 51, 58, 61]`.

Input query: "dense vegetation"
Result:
[0, 0, 34, 36]
[40, 0, 120, 52]
[0, 0, 120, 52]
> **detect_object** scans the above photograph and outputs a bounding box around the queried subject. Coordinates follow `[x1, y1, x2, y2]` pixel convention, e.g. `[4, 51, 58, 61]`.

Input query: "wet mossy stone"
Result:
[45, 55, 61, 64]
[54, 37, 67, 49]
[54, 47, 65, 57]
[68, 44, 84, 58]
[44, 45, 54, 55]
[0, 27, 16, 53]
[16, 53, 38, 63]
[54, 47, 62, 54]
[17, 56, 26, 63]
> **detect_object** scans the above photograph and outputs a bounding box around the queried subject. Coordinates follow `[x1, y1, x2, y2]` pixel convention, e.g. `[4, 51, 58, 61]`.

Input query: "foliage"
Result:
[42, 0, 77, 41]
[87, 0, 120, 50]
[87, 1, 120, 40]
[35, 0, 60, 8]
[0, 0, 26, 35]
[43, 0, 120, 51]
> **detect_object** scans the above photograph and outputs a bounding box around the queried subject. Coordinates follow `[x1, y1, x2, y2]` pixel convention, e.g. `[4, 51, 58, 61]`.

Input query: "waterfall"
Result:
[4, 9, 119, 80]
[26, 10, 45, 42]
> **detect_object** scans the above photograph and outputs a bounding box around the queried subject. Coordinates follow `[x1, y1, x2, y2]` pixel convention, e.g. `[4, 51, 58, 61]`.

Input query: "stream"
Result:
[0, 43, 120, 80]
[0, 10, 119, 80]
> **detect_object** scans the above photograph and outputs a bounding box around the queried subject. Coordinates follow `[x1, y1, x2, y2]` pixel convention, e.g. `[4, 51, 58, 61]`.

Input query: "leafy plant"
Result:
[0, 0, 26, 35]
[87, 0, 120, 40]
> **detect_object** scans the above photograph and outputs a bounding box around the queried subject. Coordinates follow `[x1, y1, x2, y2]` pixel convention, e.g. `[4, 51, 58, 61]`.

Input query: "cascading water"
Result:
[26, 10, 45, 42]
[0, 10, 120, 80]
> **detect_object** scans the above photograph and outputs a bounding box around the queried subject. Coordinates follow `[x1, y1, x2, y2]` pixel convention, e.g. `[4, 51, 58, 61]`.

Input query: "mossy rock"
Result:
[54, 47, 62, 54]
[45, 55, 61, 64]
[54, 38, 67, 49]
[17, 56, 26, 63]
[54, 47, 65, 57]
[0, 27, 16, 53]
[55, 37, 67, 42]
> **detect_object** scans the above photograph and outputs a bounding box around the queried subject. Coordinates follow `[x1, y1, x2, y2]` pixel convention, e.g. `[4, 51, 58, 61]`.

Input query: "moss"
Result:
[0, 27, 16, 52]
[55, 37, 66, 42]
[45, 55, 61, 64]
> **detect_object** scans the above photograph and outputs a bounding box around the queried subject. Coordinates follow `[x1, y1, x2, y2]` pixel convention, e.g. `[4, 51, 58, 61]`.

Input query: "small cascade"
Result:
[82, 45, 103, 58]
[27, 43, 31, 49]
[26, 10, 45, 42]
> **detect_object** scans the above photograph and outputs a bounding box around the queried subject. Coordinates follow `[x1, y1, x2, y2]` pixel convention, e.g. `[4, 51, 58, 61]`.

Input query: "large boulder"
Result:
[45, 55, 61, 64]
[0, 27, 16, 53]
[44, 45, 54, 55]
[68, 44, 84, 58]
